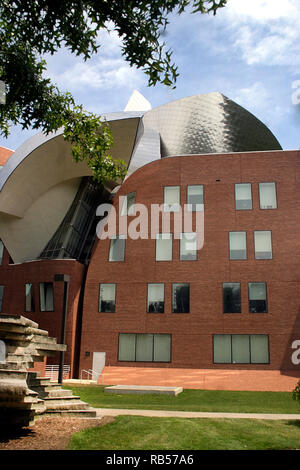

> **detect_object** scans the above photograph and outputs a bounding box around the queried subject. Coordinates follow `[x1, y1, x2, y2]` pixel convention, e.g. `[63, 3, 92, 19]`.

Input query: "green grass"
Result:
[68, 415, 300, 450]
[63, 385, 300, 414]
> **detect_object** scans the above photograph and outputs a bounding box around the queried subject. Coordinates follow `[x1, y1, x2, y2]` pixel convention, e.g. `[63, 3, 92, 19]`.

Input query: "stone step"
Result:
[44, 409, 97, 418]
[43, 399, 91, 411]
[4, 361, 34, 370]
[0, 369, 28, 380]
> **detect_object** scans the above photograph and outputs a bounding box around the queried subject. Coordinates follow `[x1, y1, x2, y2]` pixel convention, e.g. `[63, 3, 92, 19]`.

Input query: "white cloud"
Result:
[221, 0, 300, 67]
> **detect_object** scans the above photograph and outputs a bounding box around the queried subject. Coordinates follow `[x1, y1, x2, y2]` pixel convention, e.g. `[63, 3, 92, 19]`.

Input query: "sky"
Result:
[1, 0, 300, 152]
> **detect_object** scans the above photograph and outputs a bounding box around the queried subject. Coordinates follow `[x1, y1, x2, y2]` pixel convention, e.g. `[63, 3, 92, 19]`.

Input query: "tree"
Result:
[0, 0, 227, 183]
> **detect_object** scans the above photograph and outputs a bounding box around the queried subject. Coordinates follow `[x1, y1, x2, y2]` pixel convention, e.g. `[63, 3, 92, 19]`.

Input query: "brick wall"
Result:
[79, 150, 300, 372]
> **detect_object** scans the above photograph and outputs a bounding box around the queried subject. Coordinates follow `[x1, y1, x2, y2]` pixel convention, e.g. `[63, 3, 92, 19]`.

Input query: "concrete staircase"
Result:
[27, 372, 96, 418]
[0, 314, 96, 428]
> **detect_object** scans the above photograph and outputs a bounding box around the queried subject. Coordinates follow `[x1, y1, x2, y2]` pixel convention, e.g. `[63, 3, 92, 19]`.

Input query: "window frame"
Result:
[234, 183, 253, 211]
[121, 191, 136, 216]
[172, 282, 190, 314]
[258, 182, 277, 210]
[222, 282, 241, 314]
[180, 232, 198, 261]
[147, 283, 165, 313]
[213, 334, 270, 364]
[155, 233, 173, 261]
[98, 283, 116, 313]
[163, 186, 180, 212]
[228, 231, 247, 260]
[118, 333, 172, 363]
[108, 235, 126, 262]
[254, 230, 273, 260]
[187, 184, 204, 212]
[25, 283, 35, 313]
[39, 282, 54, 312]
[248, 282, 268, 314]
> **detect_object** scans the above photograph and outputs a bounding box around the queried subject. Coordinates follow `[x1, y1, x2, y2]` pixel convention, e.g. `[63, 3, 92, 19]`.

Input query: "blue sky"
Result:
[1, 0, 300, 151]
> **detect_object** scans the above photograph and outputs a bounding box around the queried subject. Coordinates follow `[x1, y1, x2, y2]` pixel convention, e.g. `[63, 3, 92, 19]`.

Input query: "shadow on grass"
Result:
[286, 420, 300, 429]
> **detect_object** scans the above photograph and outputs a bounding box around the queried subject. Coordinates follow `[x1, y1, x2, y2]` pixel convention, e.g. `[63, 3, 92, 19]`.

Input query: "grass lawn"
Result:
[63, 385, 300, 414]
[68, 415, 300, 450]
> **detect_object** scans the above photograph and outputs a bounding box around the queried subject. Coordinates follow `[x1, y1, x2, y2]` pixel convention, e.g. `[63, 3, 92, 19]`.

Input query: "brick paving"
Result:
[100, 366, 300, 392]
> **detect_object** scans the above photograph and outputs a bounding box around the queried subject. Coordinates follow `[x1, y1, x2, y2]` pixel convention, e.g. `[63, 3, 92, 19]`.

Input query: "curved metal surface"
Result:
[141, 92, 282, 157]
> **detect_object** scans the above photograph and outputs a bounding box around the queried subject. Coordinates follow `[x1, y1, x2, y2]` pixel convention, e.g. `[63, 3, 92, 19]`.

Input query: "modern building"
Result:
[0, 92, 299, 379]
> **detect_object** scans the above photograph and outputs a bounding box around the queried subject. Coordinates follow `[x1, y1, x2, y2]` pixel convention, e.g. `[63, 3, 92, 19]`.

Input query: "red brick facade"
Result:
[1, 149, 300, 377]
[79, 150, 300, 373]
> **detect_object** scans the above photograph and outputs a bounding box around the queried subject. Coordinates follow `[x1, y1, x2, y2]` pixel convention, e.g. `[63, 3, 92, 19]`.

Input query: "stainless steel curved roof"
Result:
[141, 92, 282, 157]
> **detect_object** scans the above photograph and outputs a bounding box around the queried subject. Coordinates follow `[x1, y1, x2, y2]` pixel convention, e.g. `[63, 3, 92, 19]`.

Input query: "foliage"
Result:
[293, 379, 300, 404]
[0, 0, 227, 183]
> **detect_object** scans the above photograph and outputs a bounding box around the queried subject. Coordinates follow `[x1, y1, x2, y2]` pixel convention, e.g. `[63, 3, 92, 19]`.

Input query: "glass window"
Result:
[172, 283, 190, 313]
[232, 335, 250, 364]
[223, 283, 241, 313]
[254, 231, 272, 259]
[0, 240, 3, 266]
[249, 282, 267, 313]
[25, 283, 35, 312]
[259, 182, 277, 209]
[213, 334, 269, 364]
[109, 236, 125, 261]
[250, 335, 270, 363]
[121, 192, 136, 216]
[154, 334, 171, 362]
[136, 334, 153, 362]
[164, 186, 180, 212]
[118, 333, 171, 362]
[39, 282, 54, 312]
[235, 183, 252, 210]
[187, 185, 204, 211]
[118, 334, 136, 362]
[180, 232, 197, 260]
[0, 286, 4, 312]
[156, 233, 172, 261]
[99, 283, 116, 313]
[213, 335, 231, 364]
[229, 232, 247, 260]
[147, 284, 164, 313]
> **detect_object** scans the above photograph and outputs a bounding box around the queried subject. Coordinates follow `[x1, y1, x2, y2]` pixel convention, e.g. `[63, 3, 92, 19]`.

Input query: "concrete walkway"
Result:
[95, 408, 300, 421]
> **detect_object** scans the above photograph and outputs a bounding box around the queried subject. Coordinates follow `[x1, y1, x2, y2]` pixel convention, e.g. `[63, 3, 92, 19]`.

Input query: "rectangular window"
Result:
[99, 283, 116, 313]
[254, 231, 272, 259]
[147, 283, 164, 313]
[259, 182, 277, 209]
[213, 334, 269, 364]
[180, 232, 197, 260]
[121, 191, 136, 216]
[172, 283, 190, 313]
[109, 235, 125, 261]
[0, 240, 3, 266]
[118, 333, 171, 362]
[164, 186, 180, 212]
[25, 283, 35, 312]
[156, 233, 172, 261]
[39, 282, 54, 312]
[249, 282, 267, 313]
[223, 283, 241, 313]
[0, 286, 4, 312]
[235, 183, 252, 210]
[229, 232, 247, 260]
[187, 185, 204, 211]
